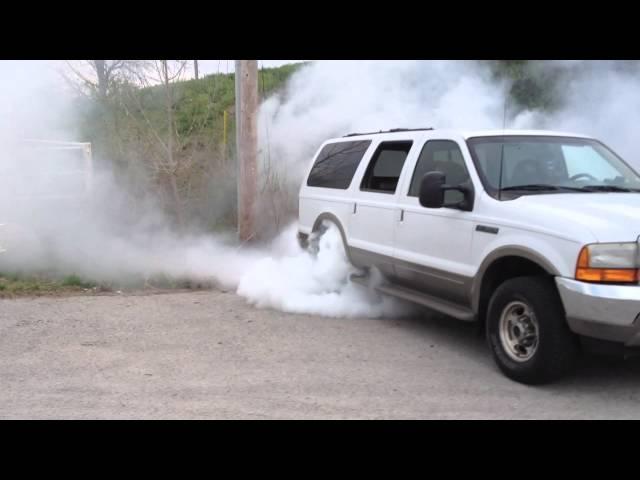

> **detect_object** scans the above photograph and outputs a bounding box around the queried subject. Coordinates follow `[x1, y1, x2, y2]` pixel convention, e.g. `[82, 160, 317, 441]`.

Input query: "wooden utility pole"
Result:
[235, 60, 258, 242]
[194, 60, 199, 80]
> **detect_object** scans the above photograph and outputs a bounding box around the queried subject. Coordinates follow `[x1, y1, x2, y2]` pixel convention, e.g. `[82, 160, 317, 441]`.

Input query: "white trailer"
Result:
[0, 139, 92, 256]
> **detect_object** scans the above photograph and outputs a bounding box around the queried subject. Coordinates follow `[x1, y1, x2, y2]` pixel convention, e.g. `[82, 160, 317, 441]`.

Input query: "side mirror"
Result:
[419, 171, 446, 208]
[418, 171, 475, 211]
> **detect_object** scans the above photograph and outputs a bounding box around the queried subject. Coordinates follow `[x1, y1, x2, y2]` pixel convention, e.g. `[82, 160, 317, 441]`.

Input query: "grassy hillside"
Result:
[127, 63, 304, 149]
[73, 60, 597, 233]
[73, 62, 306, 231]
[172, 62, 303, 142]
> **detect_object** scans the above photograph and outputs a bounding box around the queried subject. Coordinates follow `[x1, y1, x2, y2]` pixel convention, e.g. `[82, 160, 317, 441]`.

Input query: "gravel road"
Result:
[1, 290, 640, 419]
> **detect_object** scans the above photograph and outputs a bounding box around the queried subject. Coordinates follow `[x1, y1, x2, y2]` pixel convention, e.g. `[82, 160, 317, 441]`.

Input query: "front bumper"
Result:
[556, 277, 640, 346]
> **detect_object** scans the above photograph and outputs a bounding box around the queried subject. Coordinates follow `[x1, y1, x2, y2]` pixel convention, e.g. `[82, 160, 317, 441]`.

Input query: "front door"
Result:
[393, 139, 476, 307]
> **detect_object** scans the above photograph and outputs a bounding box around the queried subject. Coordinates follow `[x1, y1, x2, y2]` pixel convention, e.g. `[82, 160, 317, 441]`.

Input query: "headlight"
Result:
[576, 243, 639, 283]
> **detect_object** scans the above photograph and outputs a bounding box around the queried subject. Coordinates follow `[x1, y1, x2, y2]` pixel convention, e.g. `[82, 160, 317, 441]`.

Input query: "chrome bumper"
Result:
[556, 277, 640, 346]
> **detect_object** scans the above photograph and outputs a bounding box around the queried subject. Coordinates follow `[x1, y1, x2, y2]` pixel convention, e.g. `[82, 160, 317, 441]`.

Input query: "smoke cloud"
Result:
[511, 60, 640, 167]
[1, 60, 639, 318]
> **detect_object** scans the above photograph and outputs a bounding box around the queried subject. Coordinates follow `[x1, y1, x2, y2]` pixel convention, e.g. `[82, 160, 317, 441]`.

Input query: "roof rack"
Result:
[343, 127, 434, 137]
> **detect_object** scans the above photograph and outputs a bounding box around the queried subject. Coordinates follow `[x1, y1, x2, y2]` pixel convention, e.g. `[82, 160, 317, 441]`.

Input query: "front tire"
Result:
[486, 276, 579, 385]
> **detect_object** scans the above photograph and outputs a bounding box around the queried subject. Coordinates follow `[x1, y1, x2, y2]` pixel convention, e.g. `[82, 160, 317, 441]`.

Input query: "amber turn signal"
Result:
[575, 246, 638, 283]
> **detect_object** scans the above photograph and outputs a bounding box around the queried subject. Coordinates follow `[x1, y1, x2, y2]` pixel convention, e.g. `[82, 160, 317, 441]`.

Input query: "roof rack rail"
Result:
[343, 127, 434, 137]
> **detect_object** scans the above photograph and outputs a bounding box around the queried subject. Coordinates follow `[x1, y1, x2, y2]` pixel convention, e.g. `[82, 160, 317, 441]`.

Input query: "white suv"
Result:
[298, 128, 640, 384]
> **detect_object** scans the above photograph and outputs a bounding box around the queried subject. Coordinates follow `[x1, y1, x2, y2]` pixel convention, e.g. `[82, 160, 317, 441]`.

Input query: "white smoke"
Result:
[520, 61, 640, 167]
[237, 222, 409, 317]
[259, 60, 510, 186]
[3, 60, 640, 319]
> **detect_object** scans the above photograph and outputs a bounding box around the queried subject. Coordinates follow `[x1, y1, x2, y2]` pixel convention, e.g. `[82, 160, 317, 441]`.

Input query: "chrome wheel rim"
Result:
[498, 300, 539, 362]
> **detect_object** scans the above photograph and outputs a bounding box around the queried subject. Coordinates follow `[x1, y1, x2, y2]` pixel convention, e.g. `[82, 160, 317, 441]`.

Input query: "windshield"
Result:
[466, 136, 640, 198]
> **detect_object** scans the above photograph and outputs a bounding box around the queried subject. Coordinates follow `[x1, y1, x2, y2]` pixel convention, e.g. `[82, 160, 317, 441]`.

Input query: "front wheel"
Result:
[486, 276, 580, 385]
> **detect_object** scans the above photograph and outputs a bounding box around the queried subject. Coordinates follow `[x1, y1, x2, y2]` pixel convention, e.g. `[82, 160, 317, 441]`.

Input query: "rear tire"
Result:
[308, 220, 330, 256]
[486, 276, 580, 385]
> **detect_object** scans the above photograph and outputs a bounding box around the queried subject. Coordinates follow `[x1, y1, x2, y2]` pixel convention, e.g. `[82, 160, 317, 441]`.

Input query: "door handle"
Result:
[399, 209, 404, 222]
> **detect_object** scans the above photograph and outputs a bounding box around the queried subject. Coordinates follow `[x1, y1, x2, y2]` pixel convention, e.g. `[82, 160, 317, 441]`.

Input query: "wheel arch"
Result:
[311, 212, 353, 264]
[472, 247, 561, 324]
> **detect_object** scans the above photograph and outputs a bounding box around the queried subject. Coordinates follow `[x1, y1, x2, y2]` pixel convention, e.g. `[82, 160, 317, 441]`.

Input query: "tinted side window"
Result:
[307, 141, 371, 189]
[408, 140, 470, 203]
[360, 141, 413, 193]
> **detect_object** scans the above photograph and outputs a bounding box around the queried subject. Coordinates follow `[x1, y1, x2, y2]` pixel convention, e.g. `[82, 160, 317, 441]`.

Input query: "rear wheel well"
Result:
[312, 213, 342, 234]
[477, 256, 553, 327]
[310, 213, 352, 262]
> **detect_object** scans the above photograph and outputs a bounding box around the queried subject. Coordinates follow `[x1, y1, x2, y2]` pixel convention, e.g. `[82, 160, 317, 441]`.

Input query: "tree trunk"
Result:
[94, 60, 108, 98]
[169, 171, 183, 228]
[161, 60, 183, 228]
[194, 60, 199, 80]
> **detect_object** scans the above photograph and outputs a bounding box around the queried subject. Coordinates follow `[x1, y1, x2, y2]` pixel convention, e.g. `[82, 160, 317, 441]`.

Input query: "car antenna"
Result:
[497, 95, 508, 200]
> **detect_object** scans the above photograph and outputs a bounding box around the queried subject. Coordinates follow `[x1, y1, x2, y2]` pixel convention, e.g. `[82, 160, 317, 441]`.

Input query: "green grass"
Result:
[0, 272, 95, 297]
[0, 270, 214, 298]
[61, 274, 96, 289]
[0, 275, 55, 296]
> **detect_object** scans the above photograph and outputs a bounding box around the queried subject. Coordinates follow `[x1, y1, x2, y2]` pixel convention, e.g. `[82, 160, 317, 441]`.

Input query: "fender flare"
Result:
[470, 246, 560, 313]
[311, 213, 354, 264]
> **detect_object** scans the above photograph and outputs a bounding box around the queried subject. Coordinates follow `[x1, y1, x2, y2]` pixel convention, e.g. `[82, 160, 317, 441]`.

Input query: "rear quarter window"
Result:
[306, 140, 371, 189]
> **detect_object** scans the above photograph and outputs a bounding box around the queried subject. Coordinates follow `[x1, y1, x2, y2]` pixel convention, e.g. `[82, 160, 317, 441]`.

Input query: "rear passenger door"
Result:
[348, 140, 414, 279]
[393, 139, 476, 307]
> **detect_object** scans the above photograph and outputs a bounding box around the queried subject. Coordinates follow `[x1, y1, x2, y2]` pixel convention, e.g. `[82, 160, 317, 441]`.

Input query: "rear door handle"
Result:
[399, 209, 404, 222]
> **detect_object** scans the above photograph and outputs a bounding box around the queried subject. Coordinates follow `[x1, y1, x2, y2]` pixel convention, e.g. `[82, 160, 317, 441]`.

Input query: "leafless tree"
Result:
[115, 60, 223, 228]
[64, 59, 233, 230]
[63, 60, 135, 99]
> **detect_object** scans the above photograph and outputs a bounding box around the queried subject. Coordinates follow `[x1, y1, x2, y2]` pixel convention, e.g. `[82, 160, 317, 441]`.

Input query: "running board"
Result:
[351, 275, 474, 321]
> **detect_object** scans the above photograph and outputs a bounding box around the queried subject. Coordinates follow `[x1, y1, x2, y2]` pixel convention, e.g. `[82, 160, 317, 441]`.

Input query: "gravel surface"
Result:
[1, 290, 640, 419]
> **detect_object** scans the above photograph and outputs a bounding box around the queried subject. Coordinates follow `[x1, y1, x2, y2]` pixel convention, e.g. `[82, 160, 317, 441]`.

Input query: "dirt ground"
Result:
[1, 290, 640, 419]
